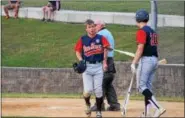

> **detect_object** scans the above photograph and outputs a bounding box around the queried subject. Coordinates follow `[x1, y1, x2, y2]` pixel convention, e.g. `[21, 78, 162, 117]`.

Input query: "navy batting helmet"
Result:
[135, 9, 149, 23]
[73, 60, 86, 74]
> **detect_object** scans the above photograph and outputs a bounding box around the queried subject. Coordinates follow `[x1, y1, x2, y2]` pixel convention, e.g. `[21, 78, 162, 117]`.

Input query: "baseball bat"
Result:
[121, 73, 135, 117]
[114, 49, 167, 64]
[114, 49, 135, 57]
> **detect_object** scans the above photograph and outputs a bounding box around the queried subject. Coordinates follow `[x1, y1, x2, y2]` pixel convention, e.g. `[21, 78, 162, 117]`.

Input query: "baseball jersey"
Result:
[75, 34, 110, 62]
[136, 25, 158, 57]
[97, 28, 114, 57]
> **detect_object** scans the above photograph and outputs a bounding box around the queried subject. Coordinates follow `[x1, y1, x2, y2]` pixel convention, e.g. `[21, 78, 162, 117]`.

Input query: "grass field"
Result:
[2, 17, 184, 67]
[2, 93, 184, 102]
[1, 0, 184, 15]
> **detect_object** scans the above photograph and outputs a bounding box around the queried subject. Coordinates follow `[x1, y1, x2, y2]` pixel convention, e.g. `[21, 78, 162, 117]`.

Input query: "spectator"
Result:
[41, 0, 61, 22]
[4, 0, 21, 19]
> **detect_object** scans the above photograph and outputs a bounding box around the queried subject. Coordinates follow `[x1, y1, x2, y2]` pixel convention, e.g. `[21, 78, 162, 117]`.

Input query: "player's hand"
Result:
[103, 60, 108, 72]
[130, 63, 136, 74]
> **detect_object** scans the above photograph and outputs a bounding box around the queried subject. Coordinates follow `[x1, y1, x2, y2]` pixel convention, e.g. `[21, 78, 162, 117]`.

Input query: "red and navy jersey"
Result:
[136, 25, 158, 57]
[75, 34, 110, 62]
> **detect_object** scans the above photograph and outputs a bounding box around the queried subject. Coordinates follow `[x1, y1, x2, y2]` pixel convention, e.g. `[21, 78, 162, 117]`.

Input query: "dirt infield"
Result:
[2, 98, 184, 117]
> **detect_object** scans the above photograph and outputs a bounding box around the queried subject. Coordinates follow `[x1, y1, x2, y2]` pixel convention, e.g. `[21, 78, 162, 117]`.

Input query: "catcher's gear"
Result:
[135, 9, 149, 22]
[73, 60, 86, 74]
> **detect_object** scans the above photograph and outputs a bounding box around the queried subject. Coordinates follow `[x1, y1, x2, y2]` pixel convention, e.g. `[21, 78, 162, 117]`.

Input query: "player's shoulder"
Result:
[99, 28, 111, 34]
[80, 34, 89, 39]
[136, 29, 146, 34]
[141, 25, 154, 32]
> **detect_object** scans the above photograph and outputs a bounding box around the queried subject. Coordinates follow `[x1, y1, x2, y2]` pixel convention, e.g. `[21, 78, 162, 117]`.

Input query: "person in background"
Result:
[90, 19, 121, 111]
[41, 0, 61, 22]
[4, 0, 21, 19]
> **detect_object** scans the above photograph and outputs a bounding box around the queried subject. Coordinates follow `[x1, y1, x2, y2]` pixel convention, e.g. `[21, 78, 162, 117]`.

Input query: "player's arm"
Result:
[76, 52, 83, 61]
[132, 30, 146, 64]
[102, 36, 110, 62]
[132, 44, 144, 64]
[74, 38, 83, 61]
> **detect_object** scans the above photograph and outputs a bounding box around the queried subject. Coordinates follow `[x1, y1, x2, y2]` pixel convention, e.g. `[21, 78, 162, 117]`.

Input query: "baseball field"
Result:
[2, 1, 184, 117]
[2, 93, 184, 117]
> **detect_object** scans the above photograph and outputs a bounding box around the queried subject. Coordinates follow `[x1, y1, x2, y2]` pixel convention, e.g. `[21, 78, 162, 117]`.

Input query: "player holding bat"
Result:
[129, 9, 166, 117]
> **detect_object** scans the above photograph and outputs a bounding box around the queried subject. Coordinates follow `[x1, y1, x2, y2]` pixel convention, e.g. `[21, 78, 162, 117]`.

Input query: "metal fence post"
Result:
[151, 0, 158, 32]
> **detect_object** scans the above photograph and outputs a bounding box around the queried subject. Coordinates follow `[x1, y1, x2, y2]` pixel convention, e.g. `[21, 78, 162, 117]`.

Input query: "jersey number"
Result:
[150, 33, 158, 46]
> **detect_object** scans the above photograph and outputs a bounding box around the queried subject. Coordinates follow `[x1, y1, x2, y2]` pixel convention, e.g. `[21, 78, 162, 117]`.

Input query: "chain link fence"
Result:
[156, 1, 184, 64]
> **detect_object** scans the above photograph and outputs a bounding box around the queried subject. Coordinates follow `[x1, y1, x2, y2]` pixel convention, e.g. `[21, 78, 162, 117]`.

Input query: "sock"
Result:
[84, 96, 90, 106]
[145, 96, 150, 115]
[96, 97, 103, 112]
[149, 96, 160, 109]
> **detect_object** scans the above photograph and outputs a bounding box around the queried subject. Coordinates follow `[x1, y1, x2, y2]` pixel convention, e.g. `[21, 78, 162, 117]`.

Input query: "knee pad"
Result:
[142, 89, 153, 99]
[83, 92, 91, 98]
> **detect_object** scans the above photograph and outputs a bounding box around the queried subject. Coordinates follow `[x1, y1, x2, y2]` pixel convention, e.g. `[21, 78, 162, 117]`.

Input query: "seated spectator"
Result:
[41, 0, 61, 22]
[4, 0, 21, 19]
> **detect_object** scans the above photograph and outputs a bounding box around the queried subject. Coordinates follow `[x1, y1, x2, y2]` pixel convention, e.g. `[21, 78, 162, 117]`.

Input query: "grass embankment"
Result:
[1, 0, 184, 15]
[2, 18, 184, 67]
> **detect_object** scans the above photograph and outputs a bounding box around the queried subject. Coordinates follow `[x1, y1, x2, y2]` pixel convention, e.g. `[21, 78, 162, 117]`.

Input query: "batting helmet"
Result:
[73, 60, 86, 74]
[135, 9, 149, 22]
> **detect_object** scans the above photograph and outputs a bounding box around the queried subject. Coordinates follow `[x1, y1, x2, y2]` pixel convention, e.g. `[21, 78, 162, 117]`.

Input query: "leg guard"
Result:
[96, 97, 103, 112]
[83, 92, 91, 106]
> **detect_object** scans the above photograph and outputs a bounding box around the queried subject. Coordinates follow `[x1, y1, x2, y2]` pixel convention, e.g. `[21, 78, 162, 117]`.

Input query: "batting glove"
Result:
[131, 63, 136, 74]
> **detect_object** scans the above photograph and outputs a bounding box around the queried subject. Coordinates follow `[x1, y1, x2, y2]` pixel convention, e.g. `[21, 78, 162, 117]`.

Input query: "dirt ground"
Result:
[2, 98, 184, 117]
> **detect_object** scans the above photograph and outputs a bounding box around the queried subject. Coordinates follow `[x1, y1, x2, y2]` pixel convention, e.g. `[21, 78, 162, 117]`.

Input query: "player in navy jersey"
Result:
[41, 0, 61, 22]
[4, 0, 21, 19]
[74, 19, 110, 118]
[131, 9, 166, 117]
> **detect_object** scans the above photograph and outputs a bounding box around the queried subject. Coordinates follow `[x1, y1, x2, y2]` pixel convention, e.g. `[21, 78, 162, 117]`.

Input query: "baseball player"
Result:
[74, 19, 110, 118]
[131, 9, 166, 117]
[90, 19, 120, 111]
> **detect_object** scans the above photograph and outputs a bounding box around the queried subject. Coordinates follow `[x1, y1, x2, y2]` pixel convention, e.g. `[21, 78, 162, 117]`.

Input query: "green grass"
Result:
[2, 93, 184, 102]
[1, 0, 184, 15]
[2, 17, 136, 68]
[2, 18, 184, 67]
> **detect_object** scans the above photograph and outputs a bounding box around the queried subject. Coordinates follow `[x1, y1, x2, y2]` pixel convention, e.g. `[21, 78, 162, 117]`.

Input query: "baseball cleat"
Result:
[153, 107, 166, 117]
[96, 111, 102, 118]
[85, 104, 91, 117]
